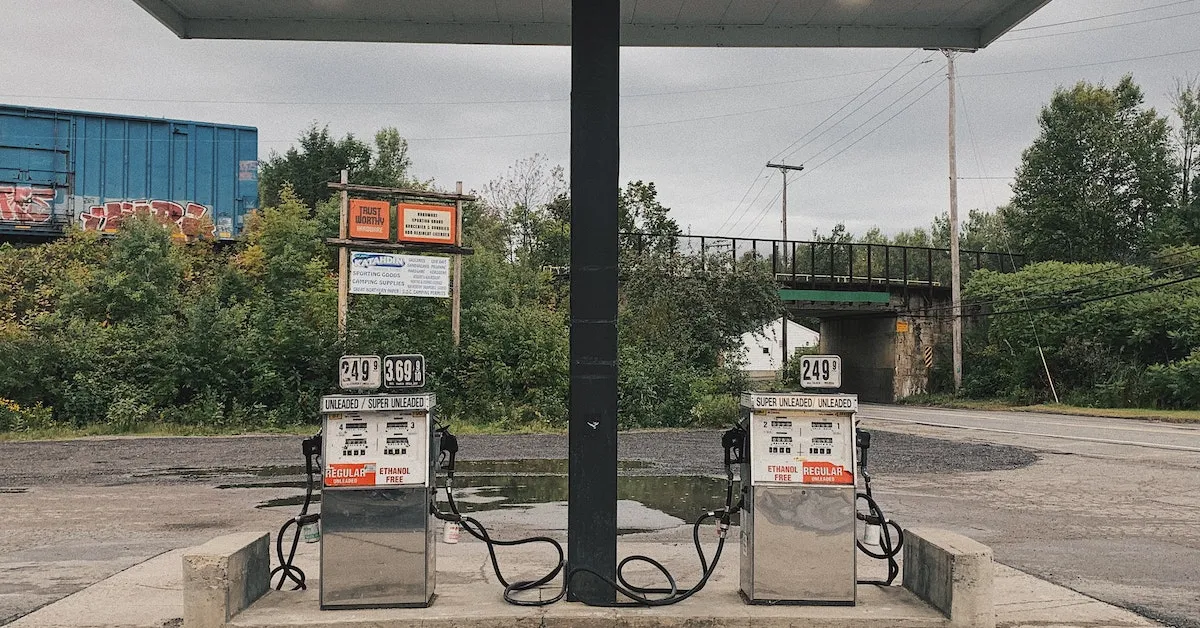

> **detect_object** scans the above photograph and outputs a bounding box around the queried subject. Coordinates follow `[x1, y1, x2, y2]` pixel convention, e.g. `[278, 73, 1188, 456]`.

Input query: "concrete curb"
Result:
[182, 532, 270, 628]
[903, 528, 995, 628]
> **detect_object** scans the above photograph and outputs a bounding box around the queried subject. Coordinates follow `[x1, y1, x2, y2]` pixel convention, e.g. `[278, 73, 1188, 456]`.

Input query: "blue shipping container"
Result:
[0, 104, 257, 239]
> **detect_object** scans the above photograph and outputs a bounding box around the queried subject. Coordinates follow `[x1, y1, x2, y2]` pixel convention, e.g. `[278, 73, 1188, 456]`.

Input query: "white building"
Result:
[737, 318, 820, 378]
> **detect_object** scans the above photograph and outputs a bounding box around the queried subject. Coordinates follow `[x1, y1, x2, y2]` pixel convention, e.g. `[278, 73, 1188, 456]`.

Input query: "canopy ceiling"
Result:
[131, 0, 1051, 48]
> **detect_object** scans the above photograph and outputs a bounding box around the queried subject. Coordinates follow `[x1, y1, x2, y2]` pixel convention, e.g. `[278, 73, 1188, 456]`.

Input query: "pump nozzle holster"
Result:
[437, 426, 458, 474]
[722, 425, 747, 468]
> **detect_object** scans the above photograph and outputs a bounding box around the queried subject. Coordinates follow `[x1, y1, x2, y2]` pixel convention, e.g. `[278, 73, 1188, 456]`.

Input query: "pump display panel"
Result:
[748, 413, 854, 486]
[323, 411, 428, 488]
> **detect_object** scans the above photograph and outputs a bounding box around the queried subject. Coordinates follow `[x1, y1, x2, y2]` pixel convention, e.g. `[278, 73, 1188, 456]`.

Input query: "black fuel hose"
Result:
[855, 489, 904, 586]
[431, 468, 741, 607]
[567, 503, 735, 607]
[432, 480, 568, 606]
[270, 434, 321, 591]
[575, 477, 742, 606]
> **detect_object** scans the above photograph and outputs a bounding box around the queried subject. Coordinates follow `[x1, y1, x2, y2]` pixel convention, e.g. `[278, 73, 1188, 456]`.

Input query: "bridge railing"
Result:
[621, 232, 1023, 291]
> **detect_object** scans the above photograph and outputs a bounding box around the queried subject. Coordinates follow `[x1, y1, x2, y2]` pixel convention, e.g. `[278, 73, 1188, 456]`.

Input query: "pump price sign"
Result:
[799, 355, 841, 389]
[383, 354, 425, 388]
[339, 355, 381, 390]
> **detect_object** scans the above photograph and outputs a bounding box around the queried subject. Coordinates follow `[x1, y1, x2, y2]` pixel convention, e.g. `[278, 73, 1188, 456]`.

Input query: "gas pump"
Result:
[318, 393, 440, 609]
[269, 374, 900, 609]
[738, 392, 860, 605]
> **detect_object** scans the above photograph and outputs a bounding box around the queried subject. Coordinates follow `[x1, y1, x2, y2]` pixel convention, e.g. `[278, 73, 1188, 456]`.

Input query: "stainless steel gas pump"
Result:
[318, 393, 439, 609]
[738, 392, 859, 605]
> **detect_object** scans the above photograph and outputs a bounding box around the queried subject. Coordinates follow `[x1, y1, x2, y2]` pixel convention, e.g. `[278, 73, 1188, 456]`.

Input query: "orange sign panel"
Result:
[349, 199, 391, 240]
[399, 203, 456, 244]
[801, 461, 854, 485]
[324, 462, 377, 487]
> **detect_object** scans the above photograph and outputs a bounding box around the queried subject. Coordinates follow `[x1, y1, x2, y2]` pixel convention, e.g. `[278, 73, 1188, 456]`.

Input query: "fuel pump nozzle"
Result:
[436, 423, 458, 476]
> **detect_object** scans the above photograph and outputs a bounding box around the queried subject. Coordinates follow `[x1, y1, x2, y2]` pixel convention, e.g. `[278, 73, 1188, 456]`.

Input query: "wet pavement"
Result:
[0, 428, 1038, 625]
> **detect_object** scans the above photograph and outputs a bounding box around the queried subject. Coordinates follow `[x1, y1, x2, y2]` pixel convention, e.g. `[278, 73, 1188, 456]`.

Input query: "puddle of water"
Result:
[259, 494, 320, 509]
[217, 480, 311, 490]
[251, 461, 741, 527]
[137, 465, 306, 480]
[450, 474, 740, 525]
[454, 459, 652, 474]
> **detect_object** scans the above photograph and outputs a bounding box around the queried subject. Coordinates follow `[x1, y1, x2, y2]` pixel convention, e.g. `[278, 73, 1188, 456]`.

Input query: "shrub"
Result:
[0, 397, 54, 432]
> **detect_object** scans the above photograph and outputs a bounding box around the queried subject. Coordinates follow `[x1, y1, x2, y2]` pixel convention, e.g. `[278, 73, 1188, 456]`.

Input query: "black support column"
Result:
[566, 0, 620, 605]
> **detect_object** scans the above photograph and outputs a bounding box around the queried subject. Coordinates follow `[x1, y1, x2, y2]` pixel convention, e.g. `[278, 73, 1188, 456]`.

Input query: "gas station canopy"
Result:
[133, 0, 1049, 49]
[129, 0, 1053, 607]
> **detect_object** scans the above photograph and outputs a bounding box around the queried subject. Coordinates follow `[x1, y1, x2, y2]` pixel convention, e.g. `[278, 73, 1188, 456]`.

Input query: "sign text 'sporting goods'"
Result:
[399, 203, 456, 244]
[349, 199, 391, 240]
[350, 252, 450, 298]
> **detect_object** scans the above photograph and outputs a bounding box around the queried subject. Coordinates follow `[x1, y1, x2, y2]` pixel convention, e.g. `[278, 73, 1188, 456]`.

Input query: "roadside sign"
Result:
[383, 354, 426, 388]
[339, 355, 381, 390]
[349, 199, 391, 240]
[799, 355, 841, 389]
[398, 203, 456, 244]
[349, 251, 450, 297]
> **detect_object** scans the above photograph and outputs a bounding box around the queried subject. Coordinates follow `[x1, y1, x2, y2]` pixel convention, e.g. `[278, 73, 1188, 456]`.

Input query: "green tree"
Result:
[1005, 76, 1178, 263]
[1168, 78, 1200, 242]
[481, 154, 566, 263]
[1173, 78, 1200, 209]
[259, 124, 417, 210]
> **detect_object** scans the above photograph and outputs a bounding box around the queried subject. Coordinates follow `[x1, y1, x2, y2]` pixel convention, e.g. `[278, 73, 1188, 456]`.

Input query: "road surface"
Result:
[858, 404, 1200, 628]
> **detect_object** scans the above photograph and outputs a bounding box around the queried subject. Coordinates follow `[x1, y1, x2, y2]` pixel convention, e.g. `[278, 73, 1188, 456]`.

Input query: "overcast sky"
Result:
[3, 0, 1198, 240]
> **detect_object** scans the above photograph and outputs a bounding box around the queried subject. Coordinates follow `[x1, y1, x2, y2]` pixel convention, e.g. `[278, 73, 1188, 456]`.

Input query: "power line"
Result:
[0, 65, 908, 109]
[1002, 8, 1200, 42]
[915, 249, 1200, 316]
[714, 170, 776, 235]
[738, 188, 784, 237]
[981, 271, 1200, 318]
[626, 65, 910, 98]
[792, 64, 946, 170]
[716, 52, 929, 237]
[623, 91, 865, 130]
[960, 47, 1200, 79]
[735, 68, 947, 238]
[798, 76, 947, 177]
[776, 51, 935, 164]
[1009, 0, 1197, 31]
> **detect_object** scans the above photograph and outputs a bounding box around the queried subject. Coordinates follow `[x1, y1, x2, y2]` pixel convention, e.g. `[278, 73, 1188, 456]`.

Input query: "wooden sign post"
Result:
[327, 178, 476, 348]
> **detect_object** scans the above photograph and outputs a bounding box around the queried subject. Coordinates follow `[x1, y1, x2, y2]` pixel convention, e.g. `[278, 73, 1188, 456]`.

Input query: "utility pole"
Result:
[945, 50, 963, 394]
[766, 162, 804, 377]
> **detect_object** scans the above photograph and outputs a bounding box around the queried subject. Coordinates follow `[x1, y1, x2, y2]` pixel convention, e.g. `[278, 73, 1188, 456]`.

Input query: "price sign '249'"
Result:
[799, 355, 841, 389]
[339, 355, 381, 390]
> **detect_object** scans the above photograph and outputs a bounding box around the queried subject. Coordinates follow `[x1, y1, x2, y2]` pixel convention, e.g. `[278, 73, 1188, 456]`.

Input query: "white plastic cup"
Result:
[443, 521, 461, 544]
[862, 523, 882, 549]
[301, 521, 321, 544]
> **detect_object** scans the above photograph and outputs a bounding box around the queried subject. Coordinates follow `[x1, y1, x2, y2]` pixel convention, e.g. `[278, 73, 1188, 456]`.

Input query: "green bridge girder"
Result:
[778, 289, 891, 304]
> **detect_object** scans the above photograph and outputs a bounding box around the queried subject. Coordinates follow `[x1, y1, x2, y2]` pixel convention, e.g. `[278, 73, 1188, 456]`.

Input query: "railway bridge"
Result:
[624, 233, 1023, 402]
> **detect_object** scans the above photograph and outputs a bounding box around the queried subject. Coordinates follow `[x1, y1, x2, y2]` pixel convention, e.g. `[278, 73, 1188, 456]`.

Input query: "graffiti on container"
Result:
[0, 186, 56, 222]
[79, 199, 213, 236]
